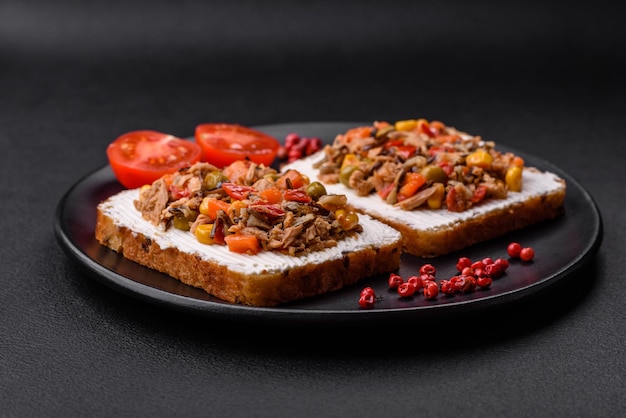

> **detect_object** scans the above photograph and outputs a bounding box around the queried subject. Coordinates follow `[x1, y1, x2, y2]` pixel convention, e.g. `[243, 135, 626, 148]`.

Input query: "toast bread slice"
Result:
[95, 188, 403, 306]
[286, 155, 566, 258]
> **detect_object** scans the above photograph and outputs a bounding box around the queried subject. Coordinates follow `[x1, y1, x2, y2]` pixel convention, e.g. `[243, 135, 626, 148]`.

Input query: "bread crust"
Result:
[374, 182, 566, 257]
[95, 204, 402, 307]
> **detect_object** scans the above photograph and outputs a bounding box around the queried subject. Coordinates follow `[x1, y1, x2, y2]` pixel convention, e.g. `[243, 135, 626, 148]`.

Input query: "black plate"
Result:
[54, 122, 603, 326]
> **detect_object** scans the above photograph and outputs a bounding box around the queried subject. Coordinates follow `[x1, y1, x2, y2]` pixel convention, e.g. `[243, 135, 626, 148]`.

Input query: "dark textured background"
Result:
[1, 1, 624, 417]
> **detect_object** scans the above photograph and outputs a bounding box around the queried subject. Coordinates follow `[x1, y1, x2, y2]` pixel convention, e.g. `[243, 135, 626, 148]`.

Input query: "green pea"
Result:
[306, 181, 327, 200]
[204, 171, 228, 190]
[172, 215, 191, 231]
[420, 165, 447, 183]
[172, 209, 199, 231]
[339, 165, 357, 187]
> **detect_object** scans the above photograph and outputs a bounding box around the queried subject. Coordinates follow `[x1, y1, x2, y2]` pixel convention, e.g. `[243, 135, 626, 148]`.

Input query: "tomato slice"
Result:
[195, 123, 280, 168]
[107, 130, 201, 189]
[283, 189, 311, 203]
[222, 183, 256, 200]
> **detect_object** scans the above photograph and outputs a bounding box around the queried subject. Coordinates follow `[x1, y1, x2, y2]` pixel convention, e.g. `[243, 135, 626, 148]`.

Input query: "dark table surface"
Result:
[2, 1, 624, 417]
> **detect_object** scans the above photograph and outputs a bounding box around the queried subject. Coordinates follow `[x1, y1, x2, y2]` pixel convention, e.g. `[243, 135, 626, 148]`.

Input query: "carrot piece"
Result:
[224, 234, 261, 255]
[343, 126, 373, 142]
[397, 173, 427, 201]
[276, 169, 307, 190]
[437, 134, 461, 143]
[257, 187, 283, 204]
[201, 197, 231, 220]
[429, 120, 446, 134]
[512, 156, 525, 167]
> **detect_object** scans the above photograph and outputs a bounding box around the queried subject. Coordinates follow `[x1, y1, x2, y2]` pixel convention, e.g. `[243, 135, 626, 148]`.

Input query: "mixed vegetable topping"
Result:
[134, 160, 362, 255]
[313, 119, 525, 212]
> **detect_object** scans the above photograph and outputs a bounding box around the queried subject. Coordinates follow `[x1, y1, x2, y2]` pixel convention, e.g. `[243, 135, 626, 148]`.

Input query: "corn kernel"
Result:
[194, 224, 215, 245]
[466, 150, 493, 169]
[505, 166, 523, 192]
[199, 197, 210, 216]
[427, 183, 445, 209]
[395, 119, 418, 132]
[340, 153, 359, 170]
